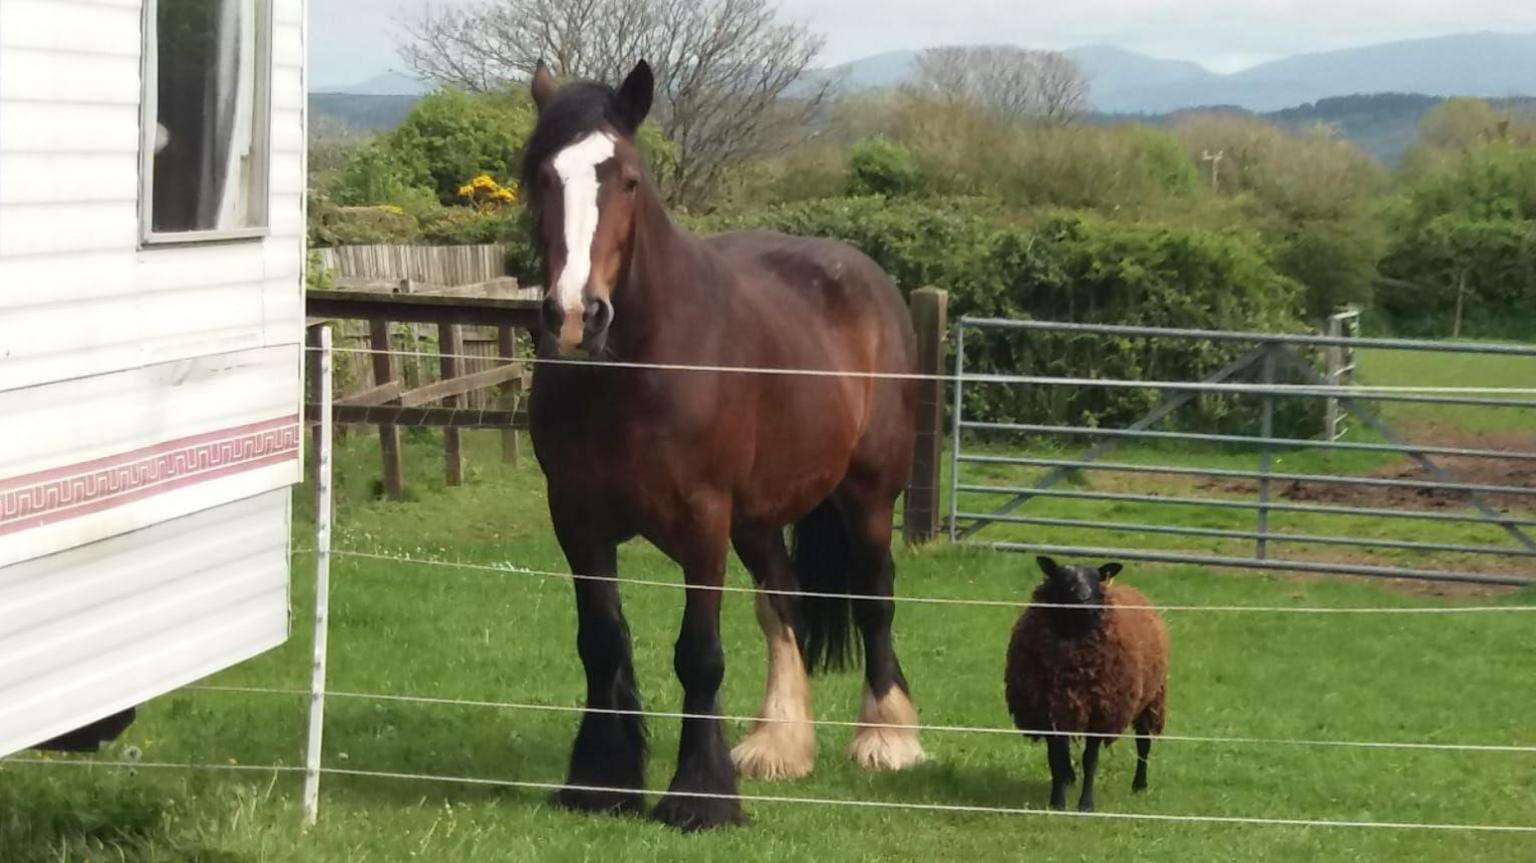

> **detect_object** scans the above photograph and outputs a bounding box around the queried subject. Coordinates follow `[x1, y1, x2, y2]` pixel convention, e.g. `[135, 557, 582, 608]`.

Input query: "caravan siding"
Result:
[0, 0, 306, 755]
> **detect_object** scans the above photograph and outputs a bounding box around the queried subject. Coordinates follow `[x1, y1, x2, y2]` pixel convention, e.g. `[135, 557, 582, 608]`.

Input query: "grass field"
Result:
[4, 348, 1536, 862]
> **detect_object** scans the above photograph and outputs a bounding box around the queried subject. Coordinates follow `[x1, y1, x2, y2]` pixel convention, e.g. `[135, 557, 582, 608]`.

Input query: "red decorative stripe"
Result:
[0, 416, 301, 537]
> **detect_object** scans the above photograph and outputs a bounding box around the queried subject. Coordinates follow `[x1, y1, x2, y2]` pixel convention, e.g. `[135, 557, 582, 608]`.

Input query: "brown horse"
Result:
[522, 59, 924, 831]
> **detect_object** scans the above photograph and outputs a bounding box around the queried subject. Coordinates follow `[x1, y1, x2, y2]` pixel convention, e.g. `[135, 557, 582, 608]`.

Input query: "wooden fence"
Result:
[314, 244, 522, 409]
[313, 244, 509, 286]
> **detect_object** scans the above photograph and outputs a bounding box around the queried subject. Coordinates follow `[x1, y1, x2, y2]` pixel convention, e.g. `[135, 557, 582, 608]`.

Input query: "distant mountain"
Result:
[1063, 45, 1216, 111]
[820, 32, 1536, 114]
[319, 71, 431, 97]
[309, 93, 420, 137]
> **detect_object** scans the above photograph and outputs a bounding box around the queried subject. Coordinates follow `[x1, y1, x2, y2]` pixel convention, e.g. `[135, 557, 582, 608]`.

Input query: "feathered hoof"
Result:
[849, 726, 928, 772]
[653, 793, 748, 832]
[551, 786, 646, 817]
[849, 685, 927, 772]
[731, 724, 815, 780]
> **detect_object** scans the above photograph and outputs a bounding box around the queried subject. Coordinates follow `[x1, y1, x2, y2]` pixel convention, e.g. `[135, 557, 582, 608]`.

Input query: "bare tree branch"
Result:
[397, 0, 828, 207]
[906, 45, 1089, 127]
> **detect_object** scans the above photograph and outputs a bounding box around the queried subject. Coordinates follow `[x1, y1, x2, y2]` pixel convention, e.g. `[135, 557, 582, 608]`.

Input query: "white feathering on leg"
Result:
[731, 594, 816, 780]
[849, 683, 927, 772]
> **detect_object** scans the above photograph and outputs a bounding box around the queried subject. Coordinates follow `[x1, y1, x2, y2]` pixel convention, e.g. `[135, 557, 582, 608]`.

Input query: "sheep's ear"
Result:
[1037, 556, 1061, 578]
[531, 61, 558, 112]
[1099, 562, 1123, 582]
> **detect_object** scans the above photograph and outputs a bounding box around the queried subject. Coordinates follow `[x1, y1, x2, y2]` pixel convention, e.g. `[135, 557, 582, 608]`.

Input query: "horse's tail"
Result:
[792, 498, 860, 675]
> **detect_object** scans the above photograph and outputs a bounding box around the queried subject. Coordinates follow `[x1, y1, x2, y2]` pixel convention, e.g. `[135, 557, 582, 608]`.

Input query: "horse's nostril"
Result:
[584, 299, 613, 332]
[541, 297, 563, 329]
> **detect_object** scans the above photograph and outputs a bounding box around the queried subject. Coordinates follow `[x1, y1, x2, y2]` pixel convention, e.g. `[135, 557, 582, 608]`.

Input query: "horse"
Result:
[521, 59, 925, 831]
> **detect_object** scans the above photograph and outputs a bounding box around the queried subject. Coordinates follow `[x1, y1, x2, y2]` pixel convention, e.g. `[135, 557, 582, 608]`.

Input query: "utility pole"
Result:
[1202, 149, 1225, 193]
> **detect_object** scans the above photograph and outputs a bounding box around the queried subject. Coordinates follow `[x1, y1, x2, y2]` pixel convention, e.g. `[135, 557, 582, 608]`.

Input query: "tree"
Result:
[398, 0, 830, 207]
[906, 45, 1089, 126]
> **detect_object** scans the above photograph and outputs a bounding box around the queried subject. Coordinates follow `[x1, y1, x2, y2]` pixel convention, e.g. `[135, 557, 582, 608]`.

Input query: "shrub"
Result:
[847, 136, 918, 197]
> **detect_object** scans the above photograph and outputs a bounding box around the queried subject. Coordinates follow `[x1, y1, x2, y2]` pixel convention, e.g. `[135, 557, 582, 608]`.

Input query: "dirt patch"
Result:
[1194, 423, 1536, 514]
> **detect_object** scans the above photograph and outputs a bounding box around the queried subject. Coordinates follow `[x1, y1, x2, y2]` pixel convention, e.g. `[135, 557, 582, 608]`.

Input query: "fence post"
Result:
[302, 325, 334, 827]
[1256, 345, 1277, 560]
[305, 324, 324, 493]
[497, 326, 521, 465]
[904, 288, 948, 544]
[368, 319, 404, 500]
[440, 323, 464, 486]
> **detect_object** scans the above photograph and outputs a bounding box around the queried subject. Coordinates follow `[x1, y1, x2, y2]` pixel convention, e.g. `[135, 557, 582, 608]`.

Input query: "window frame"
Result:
[138, 0, 275, 247]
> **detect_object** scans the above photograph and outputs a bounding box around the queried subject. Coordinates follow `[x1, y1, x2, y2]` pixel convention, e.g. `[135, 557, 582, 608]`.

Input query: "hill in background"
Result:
[309, 32, 1536, 164]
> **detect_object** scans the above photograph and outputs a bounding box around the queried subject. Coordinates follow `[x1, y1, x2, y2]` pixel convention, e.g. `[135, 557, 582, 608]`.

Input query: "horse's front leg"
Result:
[550, 511, 647, 816]
[653, 501, 746, 831]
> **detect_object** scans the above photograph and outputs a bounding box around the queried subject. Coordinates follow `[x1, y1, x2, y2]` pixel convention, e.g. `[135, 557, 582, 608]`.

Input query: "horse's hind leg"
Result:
[550, 522, 646, 816]
[839, 485, 926, 772]
[730, 526, 815, 780]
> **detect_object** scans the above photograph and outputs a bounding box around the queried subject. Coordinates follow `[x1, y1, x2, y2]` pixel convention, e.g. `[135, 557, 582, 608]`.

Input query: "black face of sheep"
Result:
[1005, 556, 1169, 812]
[1036, 556, 1121, 636]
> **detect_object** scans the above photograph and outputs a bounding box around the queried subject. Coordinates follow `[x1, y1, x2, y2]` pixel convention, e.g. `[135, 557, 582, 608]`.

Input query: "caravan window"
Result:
[142, 0, 272, 241]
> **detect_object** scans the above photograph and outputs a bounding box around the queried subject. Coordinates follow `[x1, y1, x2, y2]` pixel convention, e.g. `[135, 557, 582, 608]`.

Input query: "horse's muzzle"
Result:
[541, 296, 613, 359]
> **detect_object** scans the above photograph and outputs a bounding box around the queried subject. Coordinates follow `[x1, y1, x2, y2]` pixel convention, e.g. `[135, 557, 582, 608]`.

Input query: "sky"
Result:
[310, 0, 1536, 88]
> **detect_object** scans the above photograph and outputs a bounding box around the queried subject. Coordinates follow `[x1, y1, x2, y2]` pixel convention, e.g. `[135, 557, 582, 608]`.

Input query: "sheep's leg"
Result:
[1132, 733, 1151, 792]
[1133, 687, 1164, 792]
[1046, 736, 1075, 810]
[1078, 737, 1102, 812]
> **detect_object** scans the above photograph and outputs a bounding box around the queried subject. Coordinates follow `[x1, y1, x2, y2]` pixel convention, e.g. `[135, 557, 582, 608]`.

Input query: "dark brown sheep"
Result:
[1004, 556, 1168, 811]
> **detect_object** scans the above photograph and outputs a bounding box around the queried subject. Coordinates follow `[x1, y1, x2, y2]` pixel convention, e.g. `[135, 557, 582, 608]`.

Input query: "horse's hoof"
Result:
[731, 727, 815, 780]
[551, 786, 646, 817]
[848, 727, 927, 773]
[1077, 798, 1096, 813]
[652, 793, 748, 832]
[1132, 780, 1148, 793]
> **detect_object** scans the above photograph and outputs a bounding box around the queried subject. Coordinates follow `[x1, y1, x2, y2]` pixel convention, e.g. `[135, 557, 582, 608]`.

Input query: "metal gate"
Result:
[948, 318, 1536, 586]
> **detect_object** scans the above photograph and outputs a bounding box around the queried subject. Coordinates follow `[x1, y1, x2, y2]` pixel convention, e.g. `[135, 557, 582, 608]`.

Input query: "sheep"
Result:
[1004, 556, 1169, 812]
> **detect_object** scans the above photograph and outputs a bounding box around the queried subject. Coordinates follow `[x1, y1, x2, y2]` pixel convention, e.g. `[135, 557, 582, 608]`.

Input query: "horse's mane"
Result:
[520, 81, 633, 253]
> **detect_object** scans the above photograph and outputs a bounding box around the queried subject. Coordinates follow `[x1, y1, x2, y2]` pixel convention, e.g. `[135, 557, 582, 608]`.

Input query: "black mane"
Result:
[520, 81, 631, 220]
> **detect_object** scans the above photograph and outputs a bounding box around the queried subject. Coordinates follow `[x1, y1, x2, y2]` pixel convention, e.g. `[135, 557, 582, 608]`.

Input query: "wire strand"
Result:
[184, 684, 1536, 754]
[328, 549, 1536, 615]
[311, 345, 1536, 397]
[6, 757, 1534, 834]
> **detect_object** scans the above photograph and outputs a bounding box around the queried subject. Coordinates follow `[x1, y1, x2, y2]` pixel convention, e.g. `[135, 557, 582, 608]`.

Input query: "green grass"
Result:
[1356, 345, 1536, 433]
[5, 345, 1536, 861]
[5, 427, 1536, 861]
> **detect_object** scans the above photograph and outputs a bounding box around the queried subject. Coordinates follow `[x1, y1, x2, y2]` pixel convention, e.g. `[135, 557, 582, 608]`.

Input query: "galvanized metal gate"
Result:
[948, 318, 1536, 586]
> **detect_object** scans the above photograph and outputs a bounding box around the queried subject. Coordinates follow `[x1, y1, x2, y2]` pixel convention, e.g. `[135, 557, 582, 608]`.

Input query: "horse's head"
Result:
[522, 59, 655, 359]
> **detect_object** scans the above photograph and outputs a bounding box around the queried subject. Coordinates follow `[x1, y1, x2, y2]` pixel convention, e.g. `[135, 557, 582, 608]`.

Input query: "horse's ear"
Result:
[1099, 562, 1123, 582]
[531, 61, 558, 112]
[1037, 556, 1061, 579]
[615, 59, 654, 131]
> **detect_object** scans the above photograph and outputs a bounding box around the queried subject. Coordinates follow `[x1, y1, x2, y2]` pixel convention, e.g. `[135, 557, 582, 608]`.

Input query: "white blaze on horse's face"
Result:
[552, 132, 618, 324]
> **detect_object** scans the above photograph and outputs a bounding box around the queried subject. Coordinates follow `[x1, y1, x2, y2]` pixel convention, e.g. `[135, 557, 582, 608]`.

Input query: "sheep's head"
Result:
[1035, 556, 1123, 635]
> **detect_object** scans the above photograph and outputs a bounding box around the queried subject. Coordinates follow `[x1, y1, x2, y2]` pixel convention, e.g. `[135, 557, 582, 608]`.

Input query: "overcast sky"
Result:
[310, 0, 1536, 88]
